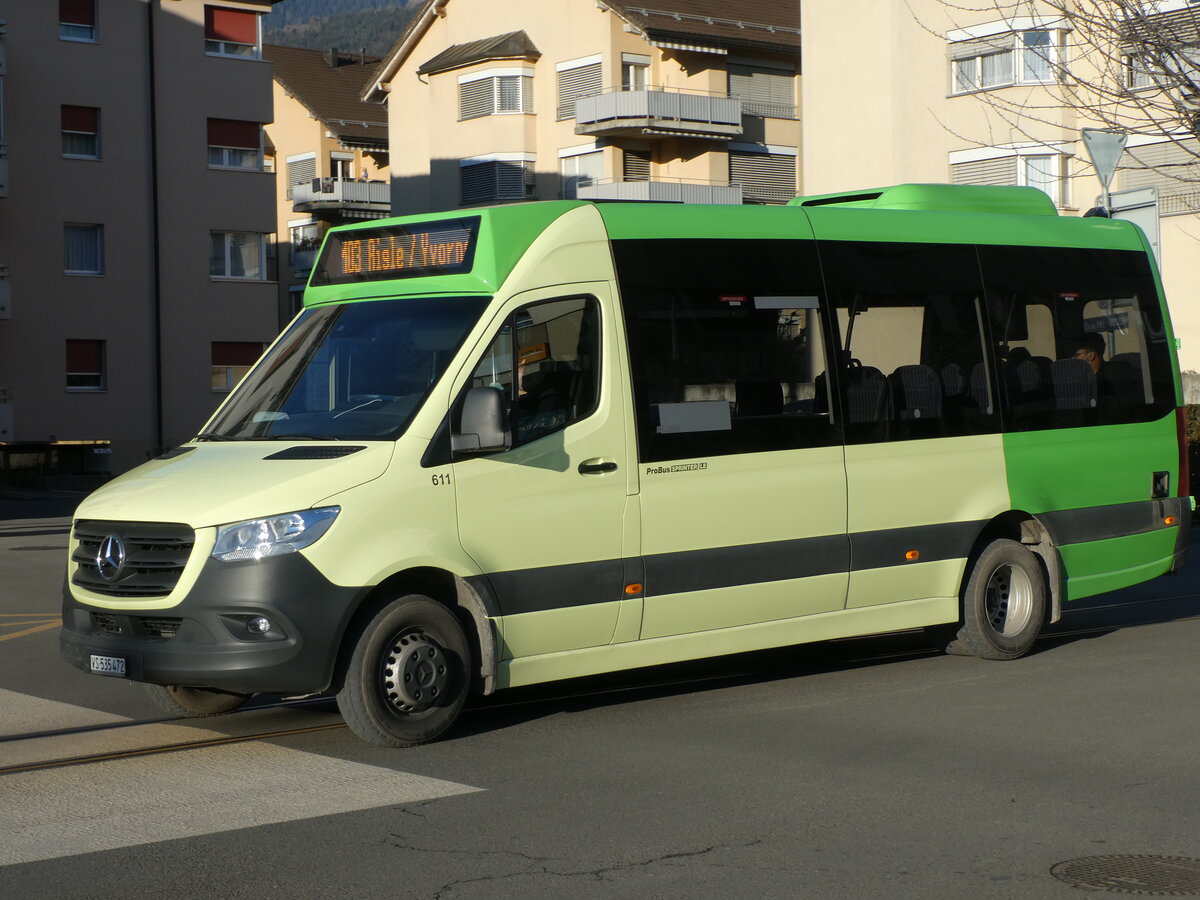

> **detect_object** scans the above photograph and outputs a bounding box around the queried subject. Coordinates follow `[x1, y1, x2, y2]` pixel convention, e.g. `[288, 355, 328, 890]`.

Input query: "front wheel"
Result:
[337, 594, 470, 747]
[956, 539, 1047, 660]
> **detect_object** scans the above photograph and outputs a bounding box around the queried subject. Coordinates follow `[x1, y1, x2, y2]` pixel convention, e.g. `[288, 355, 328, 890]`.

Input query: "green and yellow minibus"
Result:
[61, 184, 1192, 746]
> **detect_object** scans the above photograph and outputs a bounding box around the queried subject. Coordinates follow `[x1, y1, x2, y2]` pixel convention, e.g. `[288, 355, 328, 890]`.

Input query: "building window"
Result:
[62, 105, 100, 158]
[728, 146, 798, 204]
[560, 149, 603, 199]
[950, 149, 1069, 207]
[728, 63, 797, 119]
[66, 339, 105, 390]
[64, 224, 103, 275]
[460, 156, 535, 205]
[211, 342, 263, 391]
[621, 53, 650, 91]
[557, 56, 603, 120]
[950, 29, 1064, 93]
[59, 0, 96, 42]
[330, 152, 354, 180]
[211, 231, 265, 280]
[204, 5, 260, 59]
[289, 221, 321, 273]
[623, 148, 651, 182]
[458, 70, 534, 120]
[207, 118, 262, 169]
[286, 152, 316, 200]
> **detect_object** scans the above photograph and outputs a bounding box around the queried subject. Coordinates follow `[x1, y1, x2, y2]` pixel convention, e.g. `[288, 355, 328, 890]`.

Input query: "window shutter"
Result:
[729, 151, 796, 204]
[557, 62, 602, 119]
[623, 149, 650, 181]
[286, 157, 316, 200]
[205, 6, 258, 44]
[66, 339, 103, 372]
[949, 34, 1015, 60]
[495, 161, 529, 199]
[728, 65, 796, 118]
[61, 105, 98, 133]
[461, 162, 494, 204]
[207, 118, 259, 149]
[459, 79, 494, 120]
[950, 156, 1018, 186]
[59, 0, 95, 26]
[211, 342, 263, 367]
[1122, 139, 1200, 215]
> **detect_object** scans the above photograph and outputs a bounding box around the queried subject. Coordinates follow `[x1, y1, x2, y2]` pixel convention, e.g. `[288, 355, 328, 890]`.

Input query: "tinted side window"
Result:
[467, 296, 600, 447]
[613, 239, 836, 463]
[979, 245, 1174, 429]
[818, 241, 998, 444]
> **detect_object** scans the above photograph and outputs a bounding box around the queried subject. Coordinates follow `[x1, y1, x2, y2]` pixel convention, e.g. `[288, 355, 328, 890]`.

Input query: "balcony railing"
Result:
[576, 177, 742, 205]
[292, 178, 390, 214]
[574, 88, 743, 139]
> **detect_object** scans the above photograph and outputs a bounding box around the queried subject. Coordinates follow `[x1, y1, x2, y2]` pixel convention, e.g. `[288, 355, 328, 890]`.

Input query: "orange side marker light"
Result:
[1165, 516, 1178, 526]
[625, 583, 644, 595]
[905, 550, 920, 561]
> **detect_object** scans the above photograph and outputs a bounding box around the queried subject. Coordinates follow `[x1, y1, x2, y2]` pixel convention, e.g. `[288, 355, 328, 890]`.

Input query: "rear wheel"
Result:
[144, 684, 249, 717]
[337, 594, 470, 747]
[956, 539, 1046, 660]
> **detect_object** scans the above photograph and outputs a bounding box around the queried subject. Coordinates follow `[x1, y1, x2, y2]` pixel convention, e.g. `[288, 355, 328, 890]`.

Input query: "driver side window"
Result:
[469, 296, 600, 446]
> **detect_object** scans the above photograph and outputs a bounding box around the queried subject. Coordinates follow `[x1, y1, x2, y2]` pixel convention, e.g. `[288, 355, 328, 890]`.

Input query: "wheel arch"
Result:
[966, 511, 1064, 624]
[330, 566, 498, 697]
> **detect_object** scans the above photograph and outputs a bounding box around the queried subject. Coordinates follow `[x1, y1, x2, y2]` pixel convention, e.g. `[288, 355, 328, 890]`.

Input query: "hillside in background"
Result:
[264, 1, 416, 57]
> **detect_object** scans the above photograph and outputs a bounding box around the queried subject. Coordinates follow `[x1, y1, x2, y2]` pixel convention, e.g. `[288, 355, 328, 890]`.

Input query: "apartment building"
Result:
[264, 44, 390, 322]
[0, 0, 280, 486]
[365, 0, 801, 214]
[801, 0, 1200, 374]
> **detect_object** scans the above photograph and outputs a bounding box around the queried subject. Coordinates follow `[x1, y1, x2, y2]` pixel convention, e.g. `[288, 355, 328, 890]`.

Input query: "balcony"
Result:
[292, 178, 391, 217]
[576, 178, 742, 205]
[573, 88, 743, 140]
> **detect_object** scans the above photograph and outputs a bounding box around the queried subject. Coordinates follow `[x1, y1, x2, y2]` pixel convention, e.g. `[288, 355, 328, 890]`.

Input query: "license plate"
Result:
[89, 654, 126, 677]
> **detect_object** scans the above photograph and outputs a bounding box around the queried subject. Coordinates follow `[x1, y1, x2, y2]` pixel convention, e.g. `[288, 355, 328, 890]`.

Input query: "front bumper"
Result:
[60, 552, 369, 695]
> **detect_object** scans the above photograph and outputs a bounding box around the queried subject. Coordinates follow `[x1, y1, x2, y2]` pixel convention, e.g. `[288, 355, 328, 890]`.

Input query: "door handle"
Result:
[578, 458, 619, 475]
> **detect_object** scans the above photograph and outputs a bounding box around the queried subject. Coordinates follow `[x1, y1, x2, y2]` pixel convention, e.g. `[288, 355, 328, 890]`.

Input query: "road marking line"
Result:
[0, 619, 59, 628]
[0, 613, 60, 617]
[0, 622, 60, 642]
[0, 742, 482, 866]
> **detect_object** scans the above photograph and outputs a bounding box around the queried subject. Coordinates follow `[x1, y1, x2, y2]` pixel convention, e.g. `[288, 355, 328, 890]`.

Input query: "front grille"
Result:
[139, 617, 181, 639]
[90, 612, 123, 635]
[72, 520, 195, 598]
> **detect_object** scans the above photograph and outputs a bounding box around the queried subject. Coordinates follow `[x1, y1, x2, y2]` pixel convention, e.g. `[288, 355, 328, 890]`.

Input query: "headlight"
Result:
[211, 507, 340, 562]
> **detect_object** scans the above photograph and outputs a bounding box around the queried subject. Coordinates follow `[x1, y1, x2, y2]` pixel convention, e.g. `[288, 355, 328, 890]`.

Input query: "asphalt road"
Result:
[2, 499, 1200, 899]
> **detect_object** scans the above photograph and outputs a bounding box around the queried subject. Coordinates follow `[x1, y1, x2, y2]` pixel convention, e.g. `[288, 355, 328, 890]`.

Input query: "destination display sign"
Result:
[311, 218, 481, 286]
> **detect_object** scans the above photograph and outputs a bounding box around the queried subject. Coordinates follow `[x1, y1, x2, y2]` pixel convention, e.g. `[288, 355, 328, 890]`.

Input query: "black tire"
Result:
[956, 538, 1047, 660]
[337, 594, 470, 748]
[144, 684, 249, 717]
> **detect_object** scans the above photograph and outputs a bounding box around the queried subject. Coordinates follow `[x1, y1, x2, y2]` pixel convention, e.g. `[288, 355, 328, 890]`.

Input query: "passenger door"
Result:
[451, 285, 634, 659]
[612, 237, 849, 639]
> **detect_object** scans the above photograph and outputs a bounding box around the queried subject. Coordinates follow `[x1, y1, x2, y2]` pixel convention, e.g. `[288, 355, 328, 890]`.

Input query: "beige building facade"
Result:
[0, 0, 280, 484]
[366, 0, 802, 214]
[264, 44, 390, 323]
[802, 0, 1200, 375]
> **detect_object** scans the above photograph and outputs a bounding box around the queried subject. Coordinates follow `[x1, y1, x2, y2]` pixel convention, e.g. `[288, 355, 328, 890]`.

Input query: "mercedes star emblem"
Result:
[96, 534, 126, 582]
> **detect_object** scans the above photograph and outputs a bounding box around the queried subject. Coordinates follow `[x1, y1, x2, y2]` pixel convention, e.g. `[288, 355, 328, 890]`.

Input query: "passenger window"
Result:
[613, 239, 836, 462]
[468, 296, 600, 446]
[980, 245, 1174, 429]
[818, 241, 997, 443]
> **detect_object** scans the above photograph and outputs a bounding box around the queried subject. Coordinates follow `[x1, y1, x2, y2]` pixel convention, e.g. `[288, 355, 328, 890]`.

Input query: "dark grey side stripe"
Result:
[471, 502, 1179, 616]
[1037, 497, 1186, 546]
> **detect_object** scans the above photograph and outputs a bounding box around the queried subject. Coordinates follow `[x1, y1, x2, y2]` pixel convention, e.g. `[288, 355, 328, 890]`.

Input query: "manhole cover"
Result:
[1051, 855, 1200, 895]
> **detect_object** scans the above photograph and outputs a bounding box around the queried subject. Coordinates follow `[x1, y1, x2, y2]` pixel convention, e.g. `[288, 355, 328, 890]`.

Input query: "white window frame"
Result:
[204, 6, 262, 60]
[950, 28, 1067, 95]
[208, 145, 263, 170]
[59, 1, 97, 43]
[210, 231, 266, 280]
[458, 68, 534, 120]
[621, 53, 650, 91]
[64, 223, 104, 275]
[948, 144, 1072, 208]
[559, 146, 605, 199]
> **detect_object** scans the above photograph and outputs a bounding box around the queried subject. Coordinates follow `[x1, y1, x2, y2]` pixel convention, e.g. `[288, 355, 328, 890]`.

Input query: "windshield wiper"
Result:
[262, 433, 340, 441]
[194, 432, 236, 442]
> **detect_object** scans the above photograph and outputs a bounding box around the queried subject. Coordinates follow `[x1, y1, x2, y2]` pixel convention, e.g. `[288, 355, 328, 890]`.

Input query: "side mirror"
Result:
[451, 386, 511, 455]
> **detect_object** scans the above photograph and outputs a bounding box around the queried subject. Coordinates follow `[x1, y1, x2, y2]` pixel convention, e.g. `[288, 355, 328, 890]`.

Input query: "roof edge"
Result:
[365, 0, 449, 103]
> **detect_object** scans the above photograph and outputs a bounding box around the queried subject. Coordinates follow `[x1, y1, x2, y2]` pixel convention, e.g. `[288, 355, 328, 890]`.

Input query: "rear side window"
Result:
[817, 241, 998, 444]
[614, 239, 838, 463]
[978, 245, 1175, 430]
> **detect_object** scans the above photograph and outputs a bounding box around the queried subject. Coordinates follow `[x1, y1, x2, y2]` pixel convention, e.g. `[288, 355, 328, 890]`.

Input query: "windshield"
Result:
[202, 296, 489, 441]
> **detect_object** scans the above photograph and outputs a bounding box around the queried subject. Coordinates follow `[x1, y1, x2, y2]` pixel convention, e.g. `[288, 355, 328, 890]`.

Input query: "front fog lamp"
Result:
[211, 507, 340, 562]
